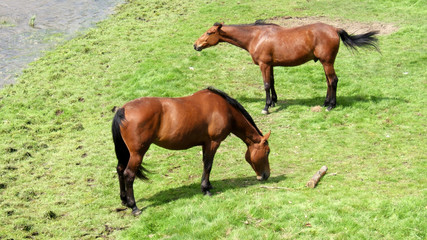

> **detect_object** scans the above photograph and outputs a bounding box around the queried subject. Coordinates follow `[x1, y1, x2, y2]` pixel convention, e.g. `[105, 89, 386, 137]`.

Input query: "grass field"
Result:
[0, 0, 426, 239]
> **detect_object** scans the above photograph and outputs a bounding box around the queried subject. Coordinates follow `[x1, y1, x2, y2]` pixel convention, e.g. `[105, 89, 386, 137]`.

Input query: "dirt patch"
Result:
[310, 105, 322, 112]
[268, 16, 398, 35]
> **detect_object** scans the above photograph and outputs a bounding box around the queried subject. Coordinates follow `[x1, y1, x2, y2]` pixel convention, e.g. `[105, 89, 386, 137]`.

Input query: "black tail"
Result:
[338, 29, 380, 52]
[112, 108, 148, 180]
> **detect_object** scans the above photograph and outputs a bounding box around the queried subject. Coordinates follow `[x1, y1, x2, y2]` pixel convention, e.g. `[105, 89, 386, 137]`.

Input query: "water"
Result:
[0, 0, 123, 88]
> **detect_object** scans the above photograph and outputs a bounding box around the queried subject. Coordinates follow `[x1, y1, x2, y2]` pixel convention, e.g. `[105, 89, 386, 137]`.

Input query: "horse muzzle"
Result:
[257, 172, 270, 181]
[193, 44, 203, 51]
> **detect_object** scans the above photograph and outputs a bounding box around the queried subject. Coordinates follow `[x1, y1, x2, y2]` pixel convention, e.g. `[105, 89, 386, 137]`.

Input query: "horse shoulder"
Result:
[207, 109, 231, 137]
[248, 28, 279, 64]
[203, 94, 233, 139]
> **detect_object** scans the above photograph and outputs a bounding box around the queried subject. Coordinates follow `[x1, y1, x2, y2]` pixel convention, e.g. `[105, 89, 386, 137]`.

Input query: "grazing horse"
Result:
[112, 87, 271, 215]
[194, 21, 379, 113]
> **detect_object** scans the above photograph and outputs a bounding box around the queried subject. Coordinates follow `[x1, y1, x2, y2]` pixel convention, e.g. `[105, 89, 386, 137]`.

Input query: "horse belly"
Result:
[251, 43, 314, 67]
[272, 41, 315, 66]
[154, 126, 209, 150]
[273, 53, 313, 66]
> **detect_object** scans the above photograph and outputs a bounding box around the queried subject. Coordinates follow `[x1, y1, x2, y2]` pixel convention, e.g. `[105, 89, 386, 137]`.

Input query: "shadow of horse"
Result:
[137, 174, 286, 208]
[239, 95, 403, 112]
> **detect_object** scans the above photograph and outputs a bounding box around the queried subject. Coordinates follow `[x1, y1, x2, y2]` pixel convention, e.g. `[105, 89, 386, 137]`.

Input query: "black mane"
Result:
[206, 87, 263, 136]
[214, 20, 278, 27]
[254, 19, 277, 26]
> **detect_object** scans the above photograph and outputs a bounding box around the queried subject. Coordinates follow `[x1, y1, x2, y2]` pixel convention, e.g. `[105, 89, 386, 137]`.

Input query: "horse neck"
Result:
[230, 109, 262, 146]
[219, 25, 255, 51]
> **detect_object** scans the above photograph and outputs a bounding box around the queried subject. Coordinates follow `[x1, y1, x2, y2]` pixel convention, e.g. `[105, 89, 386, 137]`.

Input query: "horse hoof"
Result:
[204, 191, 212, 197]
[261, 109, 269, 115]
[132, 208, 142, 216]
[326, 106, 333, 111]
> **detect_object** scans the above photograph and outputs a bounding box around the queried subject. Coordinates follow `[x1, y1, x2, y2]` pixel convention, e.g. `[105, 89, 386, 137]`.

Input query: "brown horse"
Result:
[112, 87, 271, 215]
[194, 21, 379, 113]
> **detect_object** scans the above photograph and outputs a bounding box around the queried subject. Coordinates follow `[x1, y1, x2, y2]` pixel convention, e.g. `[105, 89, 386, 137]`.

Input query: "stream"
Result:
[0, 0, 123, 88]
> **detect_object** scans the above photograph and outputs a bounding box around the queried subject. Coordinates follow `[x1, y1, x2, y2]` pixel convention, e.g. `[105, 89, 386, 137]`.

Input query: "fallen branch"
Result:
[259, 186, 293, 190]
[306, 166, 328, 188]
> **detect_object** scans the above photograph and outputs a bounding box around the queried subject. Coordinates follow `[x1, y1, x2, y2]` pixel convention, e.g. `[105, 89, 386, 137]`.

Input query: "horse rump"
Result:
[112, 107, 148, 180]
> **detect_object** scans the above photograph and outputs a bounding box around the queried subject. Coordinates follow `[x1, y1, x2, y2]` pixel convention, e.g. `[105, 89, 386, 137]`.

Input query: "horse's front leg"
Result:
[270, 67, 277, 106]
[201, 141, 220, 196]
[260, 63, 273, 114]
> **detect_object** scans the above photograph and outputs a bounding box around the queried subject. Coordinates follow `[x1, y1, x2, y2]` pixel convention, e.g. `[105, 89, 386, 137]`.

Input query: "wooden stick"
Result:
[260, 186, 293, 190]
[306, 166, 328, 188]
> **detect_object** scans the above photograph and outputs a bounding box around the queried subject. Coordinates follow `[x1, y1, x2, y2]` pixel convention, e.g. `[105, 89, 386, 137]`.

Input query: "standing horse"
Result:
[112, 87, 271, 215]
[194, 21, 379, 113]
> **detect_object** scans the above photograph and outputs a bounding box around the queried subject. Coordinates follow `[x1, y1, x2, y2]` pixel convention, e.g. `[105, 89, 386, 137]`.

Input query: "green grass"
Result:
[0, 0, 426, 239]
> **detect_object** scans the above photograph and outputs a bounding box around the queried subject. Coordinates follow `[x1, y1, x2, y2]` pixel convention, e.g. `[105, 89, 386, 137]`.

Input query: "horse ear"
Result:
[214, 22, 223, 31]
[262, 130, 271, 142]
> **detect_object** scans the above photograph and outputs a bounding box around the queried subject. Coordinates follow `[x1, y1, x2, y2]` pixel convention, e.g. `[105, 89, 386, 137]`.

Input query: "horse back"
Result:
[121, 90, 233, 150]
[158, 90, 233, 149]
[249, 23, 340, 66]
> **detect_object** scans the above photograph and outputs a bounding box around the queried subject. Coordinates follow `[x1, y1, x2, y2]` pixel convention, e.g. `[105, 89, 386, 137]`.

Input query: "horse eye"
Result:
[207, 32, 213, 36]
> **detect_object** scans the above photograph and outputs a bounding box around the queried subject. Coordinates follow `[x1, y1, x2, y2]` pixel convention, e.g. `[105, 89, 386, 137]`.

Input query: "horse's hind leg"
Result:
[116, 164, 127, 206]
[323, 71, 332, 107]
[321, 62, 338, 111]
[201, 141, 220, 196]
[124, 148, 148, 216]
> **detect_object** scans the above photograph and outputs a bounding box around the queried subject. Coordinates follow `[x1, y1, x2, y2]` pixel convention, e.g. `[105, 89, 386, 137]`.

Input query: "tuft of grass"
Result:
[29, 15, 36, 28]
[0, 0, 426, 239]
[0, 17, 15, 28]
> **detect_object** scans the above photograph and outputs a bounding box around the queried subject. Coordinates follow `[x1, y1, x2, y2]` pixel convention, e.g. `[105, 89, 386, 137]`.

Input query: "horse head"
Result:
[193, 22, 223, 51]
[245, 131, 271, 181]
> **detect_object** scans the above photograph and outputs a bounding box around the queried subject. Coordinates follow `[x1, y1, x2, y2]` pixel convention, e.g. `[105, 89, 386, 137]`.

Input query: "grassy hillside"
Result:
[0, 0, 425, 239]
